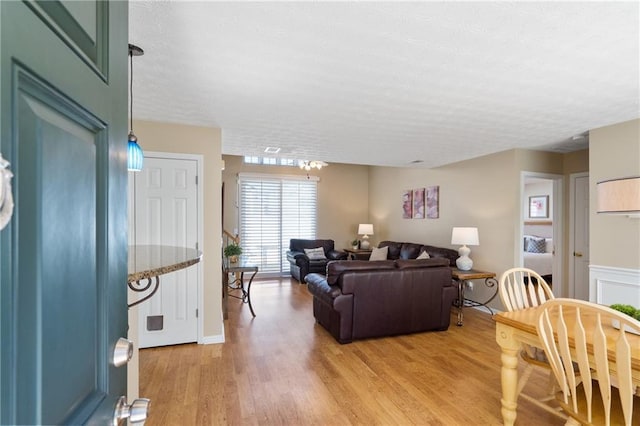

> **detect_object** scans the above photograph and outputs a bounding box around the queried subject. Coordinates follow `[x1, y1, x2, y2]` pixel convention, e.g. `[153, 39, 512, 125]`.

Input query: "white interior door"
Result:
[134, 155, 199, 348]
[571, 174, 590, 300]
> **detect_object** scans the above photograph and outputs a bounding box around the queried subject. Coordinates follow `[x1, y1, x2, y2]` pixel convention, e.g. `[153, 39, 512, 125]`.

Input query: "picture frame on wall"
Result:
[402, 190, 412, 219]
[412, 188, 425, 219]
[529, 195, 549, 218]
[426, 186, 439, 219]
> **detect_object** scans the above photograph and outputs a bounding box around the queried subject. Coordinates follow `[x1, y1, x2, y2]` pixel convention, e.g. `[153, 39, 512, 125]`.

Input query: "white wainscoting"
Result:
[590, 265, 640, 306]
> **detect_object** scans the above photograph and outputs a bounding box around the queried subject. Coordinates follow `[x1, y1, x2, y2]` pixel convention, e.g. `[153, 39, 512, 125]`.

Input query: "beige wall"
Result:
[131, 120, 223, 338]
[369, 149, 573, 309]
[589, 119, 640, 269]
[222, 155, 370, 249]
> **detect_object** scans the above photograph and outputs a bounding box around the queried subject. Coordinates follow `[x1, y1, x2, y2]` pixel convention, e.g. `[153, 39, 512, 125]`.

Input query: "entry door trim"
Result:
[569, 172, 589, 299]
[140, 151, 204, 343]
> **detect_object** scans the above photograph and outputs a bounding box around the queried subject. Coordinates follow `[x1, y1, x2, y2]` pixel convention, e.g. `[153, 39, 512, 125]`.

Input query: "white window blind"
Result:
[239, 174, 317, 274]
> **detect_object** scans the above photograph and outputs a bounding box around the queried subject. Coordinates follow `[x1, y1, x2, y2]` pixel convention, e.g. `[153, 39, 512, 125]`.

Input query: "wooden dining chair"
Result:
[536, 298, 640, 426]
[498, 268, 565, 417]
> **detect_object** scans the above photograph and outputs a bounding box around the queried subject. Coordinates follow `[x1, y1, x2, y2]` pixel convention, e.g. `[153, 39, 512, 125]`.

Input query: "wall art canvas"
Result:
[412, 188, 425, 219]
[426, 186, 439, 219]
[402, 190, 413, 219]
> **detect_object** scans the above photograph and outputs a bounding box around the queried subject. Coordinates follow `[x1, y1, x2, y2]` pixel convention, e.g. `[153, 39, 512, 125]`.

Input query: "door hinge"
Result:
[195, 308, 199, 318]
[195, 242, 199, 250]
[195, 175, 198, 185]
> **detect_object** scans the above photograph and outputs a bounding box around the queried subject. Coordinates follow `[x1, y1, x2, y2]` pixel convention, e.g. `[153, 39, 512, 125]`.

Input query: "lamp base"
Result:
[456, 245, 473, 271]
[360, 238, 370, 250]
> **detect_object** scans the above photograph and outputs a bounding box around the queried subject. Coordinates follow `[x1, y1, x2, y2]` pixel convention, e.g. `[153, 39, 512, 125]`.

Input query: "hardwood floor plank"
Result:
[139, 278, 565, 425]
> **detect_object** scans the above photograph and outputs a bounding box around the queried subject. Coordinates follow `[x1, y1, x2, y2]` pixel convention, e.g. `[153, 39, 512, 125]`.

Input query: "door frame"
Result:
[519, 171, 564, 297]
[568, 172, 589, 298]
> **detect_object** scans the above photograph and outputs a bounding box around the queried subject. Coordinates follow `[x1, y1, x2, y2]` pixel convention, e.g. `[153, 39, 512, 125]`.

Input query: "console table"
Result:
[127, 245, 202, 308]
[222, 258, 258, 318]
[344, 248, 372, 260]
[451, 268, 498, 326]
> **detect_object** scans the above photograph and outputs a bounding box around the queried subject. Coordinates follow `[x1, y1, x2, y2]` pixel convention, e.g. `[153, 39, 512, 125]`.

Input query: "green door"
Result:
[1, 1, 130, 424]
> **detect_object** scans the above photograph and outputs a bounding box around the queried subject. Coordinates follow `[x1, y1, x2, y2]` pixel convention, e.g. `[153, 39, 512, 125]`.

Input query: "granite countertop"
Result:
[128, 245, 202, 283]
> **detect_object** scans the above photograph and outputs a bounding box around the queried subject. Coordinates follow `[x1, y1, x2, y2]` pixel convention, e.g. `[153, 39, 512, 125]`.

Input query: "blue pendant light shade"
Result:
[127, 44, 144, 172]
[128, 132, 143, 171]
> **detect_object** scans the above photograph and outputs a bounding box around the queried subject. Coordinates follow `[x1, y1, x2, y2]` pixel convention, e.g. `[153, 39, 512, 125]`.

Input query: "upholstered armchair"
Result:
[286, 239, 347, 283]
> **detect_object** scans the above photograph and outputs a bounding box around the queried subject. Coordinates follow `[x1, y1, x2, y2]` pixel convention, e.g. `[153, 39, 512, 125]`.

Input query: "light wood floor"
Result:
[139, 278, 565, 425]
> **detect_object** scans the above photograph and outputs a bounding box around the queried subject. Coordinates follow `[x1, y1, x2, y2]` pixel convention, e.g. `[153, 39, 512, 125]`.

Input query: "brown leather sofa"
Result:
[378, 240, 459, 266]
[286, 239, 348, 283]
[305, 258, 456, 343]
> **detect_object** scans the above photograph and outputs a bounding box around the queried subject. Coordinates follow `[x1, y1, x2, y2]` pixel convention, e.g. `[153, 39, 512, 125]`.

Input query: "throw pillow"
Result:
[304, 247, 326, 260]
[369, 246, 388, 261]
[527, 237, 546, 254]
[416, 251, 430, 259]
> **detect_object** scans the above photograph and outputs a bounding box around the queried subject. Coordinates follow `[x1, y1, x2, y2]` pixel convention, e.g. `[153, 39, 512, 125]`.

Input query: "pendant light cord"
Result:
[129, 48, 134, 133]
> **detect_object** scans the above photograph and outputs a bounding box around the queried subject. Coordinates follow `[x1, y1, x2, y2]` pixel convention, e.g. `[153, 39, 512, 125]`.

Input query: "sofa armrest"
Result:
[286, 250, 308, 264]
[306, 273, 342, 301]
[327, 250, 347, 260]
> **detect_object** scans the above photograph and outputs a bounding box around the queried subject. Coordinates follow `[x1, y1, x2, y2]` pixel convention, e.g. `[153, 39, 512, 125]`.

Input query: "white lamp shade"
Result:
[597, 177, 640, 214]
[451, 227, 479, 246]
[358, 223, 374, 235]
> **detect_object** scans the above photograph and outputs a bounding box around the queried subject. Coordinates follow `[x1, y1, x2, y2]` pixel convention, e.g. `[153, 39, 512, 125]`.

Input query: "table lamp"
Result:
[451, 227, 479, 271]
[358, 224, 374, 249]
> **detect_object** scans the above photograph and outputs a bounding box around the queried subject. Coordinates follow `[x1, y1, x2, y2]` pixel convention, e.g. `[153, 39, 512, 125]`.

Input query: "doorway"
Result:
[520, 173, 564, 296]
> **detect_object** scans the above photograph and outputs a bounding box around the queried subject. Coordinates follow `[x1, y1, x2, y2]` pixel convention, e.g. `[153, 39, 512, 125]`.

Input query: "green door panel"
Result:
[1, 0, 129, 424]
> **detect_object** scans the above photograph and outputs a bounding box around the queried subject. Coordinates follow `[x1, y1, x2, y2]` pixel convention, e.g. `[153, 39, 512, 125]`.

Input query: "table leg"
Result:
[245, 269, 257, 317]
[496, 323, 520, 426]
[456, 279, 465, 326]
[222, 267, 229, 320]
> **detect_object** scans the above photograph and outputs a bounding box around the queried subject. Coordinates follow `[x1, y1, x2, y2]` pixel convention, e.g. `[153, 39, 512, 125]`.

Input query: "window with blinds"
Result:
[239, 174, 318, 275]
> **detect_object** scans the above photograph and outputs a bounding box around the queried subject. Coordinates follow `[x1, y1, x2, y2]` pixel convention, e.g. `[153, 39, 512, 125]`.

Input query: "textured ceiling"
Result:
[128, 1, 639, 168]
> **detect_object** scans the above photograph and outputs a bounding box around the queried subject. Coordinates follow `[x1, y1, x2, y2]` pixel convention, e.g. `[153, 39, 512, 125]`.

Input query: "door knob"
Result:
[113, 396, 151, 425]
[113, 337, 134, 367]
[574, 252, 583, 257]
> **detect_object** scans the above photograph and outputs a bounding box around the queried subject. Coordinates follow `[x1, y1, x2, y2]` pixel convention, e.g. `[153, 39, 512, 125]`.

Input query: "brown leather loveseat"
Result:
[305, 258, 456, 343]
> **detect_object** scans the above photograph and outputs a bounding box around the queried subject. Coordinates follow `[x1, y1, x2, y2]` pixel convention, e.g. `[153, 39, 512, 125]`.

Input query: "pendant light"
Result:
[127, 44, 144, 172]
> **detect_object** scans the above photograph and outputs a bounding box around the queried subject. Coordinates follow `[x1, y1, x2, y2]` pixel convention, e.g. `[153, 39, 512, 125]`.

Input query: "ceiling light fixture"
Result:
[127, 44, 144, 172]
[299, 160, 328, 171]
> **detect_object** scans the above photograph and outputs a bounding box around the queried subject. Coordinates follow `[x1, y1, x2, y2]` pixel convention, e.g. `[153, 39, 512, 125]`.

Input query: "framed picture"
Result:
[426, 186, 439, 219]
[402, 190, 412, 219]
[529, 195, 549, 218]
[412, 188, 425, 219]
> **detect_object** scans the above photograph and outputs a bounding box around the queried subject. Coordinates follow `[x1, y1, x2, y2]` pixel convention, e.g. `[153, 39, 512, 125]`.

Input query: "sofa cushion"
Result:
[304, 247, 327, 260]
[395, 258, 450, 269]
[369, 246, 388, 261]
[326, 260, 395, 285]
[399, 243, 422, 259]
[378, 241, 402, 259]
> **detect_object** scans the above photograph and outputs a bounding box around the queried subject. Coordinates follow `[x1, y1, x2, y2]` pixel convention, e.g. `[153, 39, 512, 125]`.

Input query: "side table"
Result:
[344, 248, 372, 260]
[222, 258, 258, 318]
[450, 268, 498, 326]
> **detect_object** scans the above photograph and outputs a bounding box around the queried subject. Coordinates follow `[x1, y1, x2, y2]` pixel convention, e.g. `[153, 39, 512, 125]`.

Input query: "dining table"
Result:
[494, 306, 640, 426]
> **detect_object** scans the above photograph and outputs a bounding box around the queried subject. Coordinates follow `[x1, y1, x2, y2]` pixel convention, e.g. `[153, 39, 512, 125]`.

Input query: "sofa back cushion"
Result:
[421, 245, 458, 267]
[378, 241, 402, 259]
[399, 243, 422, 259]
[290, 239, 334, 254]
[395, 258, 450, 269]
[326, 260, 395, 285]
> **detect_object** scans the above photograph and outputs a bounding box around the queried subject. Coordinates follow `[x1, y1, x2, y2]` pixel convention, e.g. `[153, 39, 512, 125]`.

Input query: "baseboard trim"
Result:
[200, 333, 225, 345]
